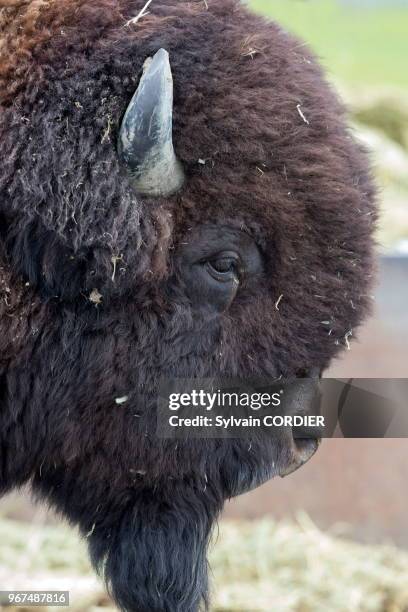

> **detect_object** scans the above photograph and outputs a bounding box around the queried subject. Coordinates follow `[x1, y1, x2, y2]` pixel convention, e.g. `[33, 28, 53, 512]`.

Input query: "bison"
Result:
[0, 1, 376, 611]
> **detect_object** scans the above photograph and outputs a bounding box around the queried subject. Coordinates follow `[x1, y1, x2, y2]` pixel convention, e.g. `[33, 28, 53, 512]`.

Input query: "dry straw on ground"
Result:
[1, 514, 408, 611]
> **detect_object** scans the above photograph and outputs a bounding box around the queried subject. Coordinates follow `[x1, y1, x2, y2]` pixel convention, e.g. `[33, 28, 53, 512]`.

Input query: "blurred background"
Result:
[1, 1, 407, 610]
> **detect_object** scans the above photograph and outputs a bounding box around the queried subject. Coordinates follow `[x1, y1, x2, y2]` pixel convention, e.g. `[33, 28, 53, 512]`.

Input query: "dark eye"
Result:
[205, 252, 241, 283]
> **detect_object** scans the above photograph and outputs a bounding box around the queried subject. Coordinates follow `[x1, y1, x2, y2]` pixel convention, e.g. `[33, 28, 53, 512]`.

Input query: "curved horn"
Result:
[117, 48, 185, 197]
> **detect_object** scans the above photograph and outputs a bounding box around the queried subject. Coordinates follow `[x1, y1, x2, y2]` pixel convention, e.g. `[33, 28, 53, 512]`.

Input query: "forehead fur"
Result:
[1, 0, 375, 228]
[0, 0, 377, 367]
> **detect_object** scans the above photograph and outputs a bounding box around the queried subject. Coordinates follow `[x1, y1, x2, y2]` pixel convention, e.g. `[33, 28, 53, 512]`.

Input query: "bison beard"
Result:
[0, 0, 377, 611]
[88, 489, 217, 612]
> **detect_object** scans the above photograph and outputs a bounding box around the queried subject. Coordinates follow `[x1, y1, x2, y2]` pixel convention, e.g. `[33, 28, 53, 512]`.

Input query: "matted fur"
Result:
[0, 1, 377, 611]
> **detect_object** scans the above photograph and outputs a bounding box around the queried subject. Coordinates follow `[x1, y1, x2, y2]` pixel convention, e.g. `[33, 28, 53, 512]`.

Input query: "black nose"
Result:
[278, 370, 322, 477]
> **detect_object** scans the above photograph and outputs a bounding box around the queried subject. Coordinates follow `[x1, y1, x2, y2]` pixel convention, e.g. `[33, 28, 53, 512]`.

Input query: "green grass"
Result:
[249, 0, 408, 90]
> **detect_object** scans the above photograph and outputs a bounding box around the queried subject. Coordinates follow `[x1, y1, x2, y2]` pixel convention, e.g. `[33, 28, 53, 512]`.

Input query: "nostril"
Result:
[295, 367, 321, 379]
[295, 368, 309, 378]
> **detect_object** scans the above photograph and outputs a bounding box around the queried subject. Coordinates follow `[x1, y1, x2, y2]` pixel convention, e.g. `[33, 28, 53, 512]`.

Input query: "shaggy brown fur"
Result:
[0, 1, 377, 611]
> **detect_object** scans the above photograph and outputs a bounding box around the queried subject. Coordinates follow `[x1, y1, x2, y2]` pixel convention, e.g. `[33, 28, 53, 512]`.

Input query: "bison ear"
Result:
[117, 48, 185, 197]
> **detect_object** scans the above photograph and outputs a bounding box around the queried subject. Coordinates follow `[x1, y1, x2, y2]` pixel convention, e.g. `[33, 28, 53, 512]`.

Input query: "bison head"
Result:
[0, 1, 376, 611]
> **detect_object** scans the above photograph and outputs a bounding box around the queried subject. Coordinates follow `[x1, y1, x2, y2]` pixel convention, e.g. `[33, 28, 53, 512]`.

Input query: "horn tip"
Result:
[149, 48, 170, 71]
